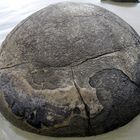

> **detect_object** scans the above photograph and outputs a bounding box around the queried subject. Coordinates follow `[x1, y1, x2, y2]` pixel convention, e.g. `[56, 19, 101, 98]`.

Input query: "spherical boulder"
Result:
[0, 2, 140, 137]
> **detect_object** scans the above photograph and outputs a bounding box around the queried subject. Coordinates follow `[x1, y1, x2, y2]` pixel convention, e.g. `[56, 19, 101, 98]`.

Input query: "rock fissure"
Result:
[0, 50, 121, 70]
[71, 67, 92, 134]
[71, 49, 121, 67]
[0, 61, 55, 70]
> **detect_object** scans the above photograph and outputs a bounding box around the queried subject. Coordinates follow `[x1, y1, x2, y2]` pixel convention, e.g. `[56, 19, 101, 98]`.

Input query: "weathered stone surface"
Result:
[0, 2, 140, 137]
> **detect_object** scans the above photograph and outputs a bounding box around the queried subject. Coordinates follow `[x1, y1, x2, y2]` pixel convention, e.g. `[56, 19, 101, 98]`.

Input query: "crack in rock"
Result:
[71, 49, 121, 67]
[0, 50, 121, 71]
[71, 67, 92, 133]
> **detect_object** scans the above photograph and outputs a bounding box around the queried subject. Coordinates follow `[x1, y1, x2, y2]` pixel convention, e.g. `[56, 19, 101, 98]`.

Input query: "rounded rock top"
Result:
[0, 2, 140, 137]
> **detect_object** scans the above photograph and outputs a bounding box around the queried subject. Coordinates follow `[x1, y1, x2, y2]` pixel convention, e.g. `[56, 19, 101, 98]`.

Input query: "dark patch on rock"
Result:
[0, 72, 72, 129]
[89, 68, 140, 134]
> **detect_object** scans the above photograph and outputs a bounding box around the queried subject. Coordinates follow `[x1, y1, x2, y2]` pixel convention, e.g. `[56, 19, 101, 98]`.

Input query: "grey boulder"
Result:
[0, 2, 140, 137]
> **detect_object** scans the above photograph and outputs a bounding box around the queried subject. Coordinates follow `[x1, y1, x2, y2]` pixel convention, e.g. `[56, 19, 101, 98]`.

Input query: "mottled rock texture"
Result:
[0, 2, 140, 137]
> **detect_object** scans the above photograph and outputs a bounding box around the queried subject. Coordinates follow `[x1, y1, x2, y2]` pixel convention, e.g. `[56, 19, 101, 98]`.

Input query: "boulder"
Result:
[0, 2, 140, 137]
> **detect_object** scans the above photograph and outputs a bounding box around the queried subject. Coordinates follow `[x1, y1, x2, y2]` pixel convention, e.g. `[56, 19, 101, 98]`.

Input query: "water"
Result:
[0, 0, 140, 140]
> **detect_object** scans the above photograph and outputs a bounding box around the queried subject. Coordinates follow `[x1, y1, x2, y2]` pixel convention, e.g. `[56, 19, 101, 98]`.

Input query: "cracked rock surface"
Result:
[0, 2, 140, 137]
